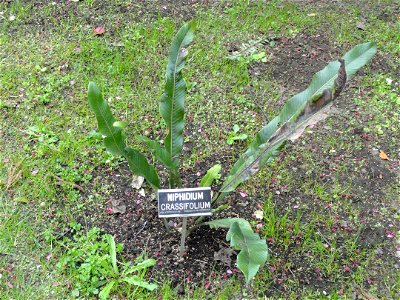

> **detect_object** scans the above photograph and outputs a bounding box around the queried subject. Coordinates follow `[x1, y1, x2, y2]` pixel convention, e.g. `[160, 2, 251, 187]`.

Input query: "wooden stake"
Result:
[179, 217, 187, 258]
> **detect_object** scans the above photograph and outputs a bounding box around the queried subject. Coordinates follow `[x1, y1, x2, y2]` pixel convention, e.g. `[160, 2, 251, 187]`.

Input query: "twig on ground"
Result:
[52, 174, 85, 192]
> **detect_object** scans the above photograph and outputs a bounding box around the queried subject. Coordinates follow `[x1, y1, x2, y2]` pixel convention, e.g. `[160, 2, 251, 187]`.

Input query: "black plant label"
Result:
[158, 187, 212, 218]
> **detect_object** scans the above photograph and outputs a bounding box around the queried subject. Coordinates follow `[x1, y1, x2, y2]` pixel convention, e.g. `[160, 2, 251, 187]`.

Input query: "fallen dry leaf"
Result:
[111, 200, 126, 214]
[131, 175, 144, 189]
[379, 150, 389, 160]
[356, 21, 366, 30]
[94, 26, 105, 35]
[354, 285, 378, 300]
[214, 247, 233, 266]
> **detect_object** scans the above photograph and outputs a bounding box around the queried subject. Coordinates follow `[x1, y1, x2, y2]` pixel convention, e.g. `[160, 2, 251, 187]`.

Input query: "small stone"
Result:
[371, 148, 379, 155]
[131, 175, 144, 189]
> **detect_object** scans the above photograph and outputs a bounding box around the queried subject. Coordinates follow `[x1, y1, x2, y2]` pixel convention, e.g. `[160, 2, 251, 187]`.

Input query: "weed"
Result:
[227, 124, 248, 145]
[56, 223, 157, 299]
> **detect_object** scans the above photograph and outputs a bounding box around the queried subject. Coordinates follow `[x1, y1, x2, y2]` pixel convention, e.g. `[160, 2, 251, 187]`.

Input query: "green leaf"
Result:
[216, 42, 377, 202]
[122, 275, 158, 291]
[205, 218, 252, 230]
[113, 121, 128, 129]
[88, 82, 160, 188]
[207, 218, 268, 284]
[125, 148, 160, 188]
[343, 42, 377, 79]
[124, 258, 157, 275]
[98, 280, 116, 300]
[105, 235, 118, 275]
[227, 137, 234, 145]
[207, 217, 252, 231]
[137, 136, 178, 171]
[200, 164, 222, 187]
[160, 21, 195, 165]
[231, 133, 248, 142]
[228, 222, 268, 284]
[88, 82, 126, 156]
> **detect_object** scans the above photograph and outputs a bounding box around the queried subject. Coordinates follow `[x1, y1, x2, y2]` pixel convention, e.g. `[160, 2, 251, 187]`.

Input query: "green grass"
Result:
[0, 195, 66, 298]
[1, 0, 399, 298]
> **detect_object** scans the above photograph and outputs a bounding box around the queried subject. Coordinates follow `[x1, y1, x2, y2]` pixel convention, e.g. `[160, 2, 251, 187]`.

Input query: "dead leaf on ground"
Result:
[356, 21, 366, 30]
[214, 247, 233, 266]
[353, 285, 378, 300]
[3, 159, 23, 191]
[111, 200, 126, 214]
[131, 175, 144, 189]
[379, 150, 389, 160]
[94, 26, 105, 35]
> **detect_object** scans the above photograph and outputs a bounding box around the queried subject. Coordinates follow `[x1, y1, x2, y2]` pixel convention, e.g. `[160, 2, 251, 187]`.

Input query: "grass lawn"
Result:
[0, 0, 399, 299]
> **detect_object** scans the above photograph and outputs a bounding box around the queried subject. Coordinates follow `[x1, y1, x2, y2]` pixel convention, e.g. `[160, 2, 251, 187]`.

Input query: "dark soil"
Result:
[52, 0, 399, 298]
[78, 160, 249, 289]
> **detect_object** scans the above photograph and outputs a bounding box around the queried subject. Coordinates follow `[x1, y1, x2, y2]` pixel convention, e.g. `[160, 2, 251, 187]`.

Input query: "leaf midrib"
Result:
[220, 47, 376, 193]
[220, 54, 366, 194]
[237, 225, 254, 282]
[95, 94, 126, 156]
[168, 34, 187, 161]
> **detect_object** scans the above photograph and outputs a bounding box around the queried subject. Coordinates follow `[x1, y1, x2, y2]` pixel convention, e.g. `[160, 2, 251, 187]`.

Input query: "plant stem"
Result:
[179, 217, 187, 258]
[163, 218, 170, 233]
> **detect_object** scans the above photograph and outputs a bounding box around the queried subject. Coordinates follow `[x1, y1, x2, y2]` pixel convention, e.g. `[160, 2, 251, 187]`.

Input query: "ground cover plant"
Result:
[56, 223, 157, 299]
[1, 0, 399, 299]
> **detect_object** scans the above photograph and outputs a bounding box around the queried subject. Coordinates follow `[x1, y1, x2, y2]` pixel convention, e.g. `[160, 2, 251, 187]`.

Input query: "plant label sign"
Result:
[158, 187, 212, 218]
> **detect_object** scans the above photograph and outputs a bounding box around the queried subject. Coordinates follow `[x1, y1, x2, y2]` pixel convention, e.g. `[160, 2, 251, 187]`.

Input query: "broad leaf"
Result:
[122, 275, 158, 291]
[99, 281, 116, 300]
[125, 148, 160, 188]
[215, 42, 377, 202]
[137, 136, 178, 171]
[208, 218, 268, 284]
[228, 222, 268, 284]
[207, 218, 252, 231]
[88, 82, 160, 188]
[343, 42, 378, 79]
[88, 82, 126, 156]
[105, 234, 118, 275]
[160, 21, 195, 166]
[124, 258, 157, 275]
[113, 121, 128, 129]
[200, 164, 222, 187]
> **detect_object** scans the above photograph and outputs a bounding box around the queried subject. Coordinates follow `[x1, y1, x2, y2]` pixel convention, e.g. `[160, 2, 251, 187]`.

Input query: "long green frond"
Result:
[159, 21, 195, 165]
[215, 42, 377, 202]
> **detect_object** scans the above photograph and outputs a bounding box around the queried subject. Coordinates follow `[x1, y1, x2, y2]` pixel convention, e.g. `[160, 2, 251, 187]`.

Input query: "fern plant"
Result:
[88, 20, 377, 284]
